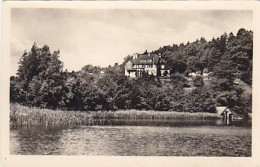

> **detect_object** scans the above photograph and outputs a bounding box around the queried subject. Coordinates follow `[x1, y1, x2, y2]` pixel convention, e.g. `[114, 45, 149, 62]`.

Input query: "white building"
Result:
[125, 53, 171, 78]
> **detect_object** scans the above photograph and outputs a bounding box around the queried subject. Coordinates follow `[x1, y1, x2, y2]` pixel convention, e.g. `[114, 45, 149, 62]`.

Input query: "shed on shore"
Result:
[216, 106, 233, 121]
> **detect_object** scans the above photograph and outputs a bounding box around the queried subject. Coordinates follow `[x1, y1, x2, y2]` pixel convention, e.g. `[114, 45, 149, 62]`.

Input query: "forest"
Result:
[10, 28, 253, 116]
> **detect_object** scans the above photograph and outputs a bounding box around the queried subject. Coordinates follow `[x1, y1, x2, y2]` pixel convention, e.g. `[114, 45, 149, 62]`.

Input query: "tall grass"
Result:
[10, 103, 221, 127]
[91, 110, 221, 120]
[10, 103, 92, 127]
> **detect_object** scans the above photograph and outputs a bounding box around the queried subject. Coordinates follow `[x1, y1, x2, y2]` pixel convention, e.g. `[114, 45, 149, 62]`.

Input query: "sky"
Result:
[11, 9, 253, 76]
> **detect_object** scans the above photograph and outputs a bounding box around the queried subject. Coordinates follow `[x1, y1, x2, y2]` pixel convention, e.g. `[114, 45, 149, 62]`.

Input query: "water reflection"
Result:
[88, 119, 252, 127]
[10, 119, 251, 156]
[10, 125, 70, 155]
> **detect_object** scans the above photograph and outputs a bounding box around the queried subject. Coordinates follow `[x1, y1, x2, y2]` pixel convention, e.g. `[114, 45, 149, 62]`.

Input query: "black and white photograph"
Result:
[1, 1, 260, 167]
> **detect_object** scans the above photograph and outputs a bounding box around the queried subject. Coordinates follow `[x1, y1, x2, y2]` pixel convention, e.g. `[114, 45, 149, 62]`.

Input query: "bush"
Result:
[193, 76, 204, 87]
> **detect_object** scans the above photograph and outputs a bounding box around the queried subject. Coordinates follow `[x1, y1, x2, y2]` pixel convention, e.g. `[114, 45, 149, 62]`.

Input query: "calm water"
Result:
[10, 119, 251, 156]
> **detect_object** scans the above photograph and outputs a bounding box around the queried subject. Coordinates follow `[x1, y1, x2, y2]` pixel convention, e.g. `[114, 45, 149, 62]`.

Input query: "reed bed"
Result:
[10, 103, 93, 127]
[95, 110, 222, 120]
[10, 103, 221, 127]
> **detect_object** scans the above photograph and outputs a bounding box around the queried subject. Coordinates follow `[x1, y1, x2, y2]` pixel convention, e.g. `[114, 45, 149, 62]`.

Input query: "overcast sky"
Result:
[11, 9, 252, 76]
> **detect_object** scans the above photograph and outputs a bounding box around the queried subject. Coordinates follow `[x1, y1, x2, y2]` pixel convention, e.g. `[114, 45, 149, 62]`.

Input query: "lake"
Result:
[10, 119, 251, 156]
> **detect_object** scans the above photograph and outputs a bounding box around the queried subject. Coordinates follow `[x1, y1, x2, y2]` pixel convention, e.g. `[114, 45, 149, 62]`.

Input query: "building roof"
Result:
[216, 106, 231, 115]
[131, 53, 163, 65]
[131, 53, 171, 68]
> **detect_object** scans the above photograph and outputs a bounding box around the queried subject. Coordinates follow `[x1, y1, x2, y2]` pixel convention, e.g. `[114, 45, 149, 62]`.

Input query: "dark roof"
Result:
[131, 53, 165, 65]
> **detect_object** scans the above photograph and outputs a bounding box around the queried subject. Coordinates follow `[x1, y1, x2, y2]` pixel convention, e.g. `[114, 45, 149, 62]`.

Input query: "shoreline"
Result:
[10, 103, 222, 127]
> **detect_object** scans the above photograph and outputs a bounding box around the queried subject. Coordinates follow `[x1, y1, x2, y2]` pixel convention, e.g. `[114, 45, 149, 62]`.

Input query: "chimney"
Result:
[133, 53, 138, 59]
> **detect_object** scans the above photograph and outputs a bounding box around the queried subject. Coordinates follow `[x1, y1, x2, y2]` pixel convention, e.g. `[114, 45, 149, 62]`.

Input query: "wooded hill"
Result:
[10, 28, 252, 116]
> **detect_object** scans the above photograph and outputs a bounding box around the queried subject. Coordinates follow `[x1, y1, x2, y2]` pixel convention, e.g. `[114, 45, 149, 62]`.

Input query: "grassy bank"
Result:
[10, 103, 221, 127]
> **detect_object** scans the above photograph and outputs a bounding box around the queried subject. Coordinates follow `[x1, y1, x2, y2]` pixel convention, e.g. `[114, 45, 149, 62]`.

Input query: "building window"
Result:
[161, 65, 165, 69]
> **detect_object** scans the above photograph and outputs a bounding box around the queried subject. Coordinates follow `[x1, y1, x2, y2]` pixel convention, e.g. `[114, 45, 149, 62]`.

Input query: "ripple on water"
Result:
[10, 124, 251, 156]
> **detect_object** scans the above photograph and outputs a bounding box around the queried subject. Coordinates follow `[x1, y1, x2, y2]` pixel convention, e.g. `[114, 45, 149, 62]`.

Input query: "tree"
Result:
[207, 47, 222, 71]
[170, 73, 187, 89]
[82, 64, 94, 73]
[187, 56, 204, 74]
[10, 76, 25, 103]
[184, 42, 199, 57]
[211, 60, 236, 91]
[10, 28, 252, 116]
[193, 76, 204, 88]
[164, 52, 187, 74]
[184, 88, 216, 113]
[15, 43, 64, 108]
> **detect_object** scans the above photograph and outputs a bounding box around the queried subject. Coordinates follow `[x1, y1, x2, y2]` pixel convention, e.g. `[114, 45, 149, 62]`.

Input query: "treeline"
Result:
[10, 28, 252, 116]
[154, 28, 253, 86]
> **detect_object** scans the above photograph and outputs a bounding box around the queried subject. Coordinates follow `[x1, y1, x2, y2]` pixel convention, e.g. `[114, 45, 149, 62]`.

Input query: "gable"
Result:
[125, 60, 133, 70]
[216, 106, 231, 115]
